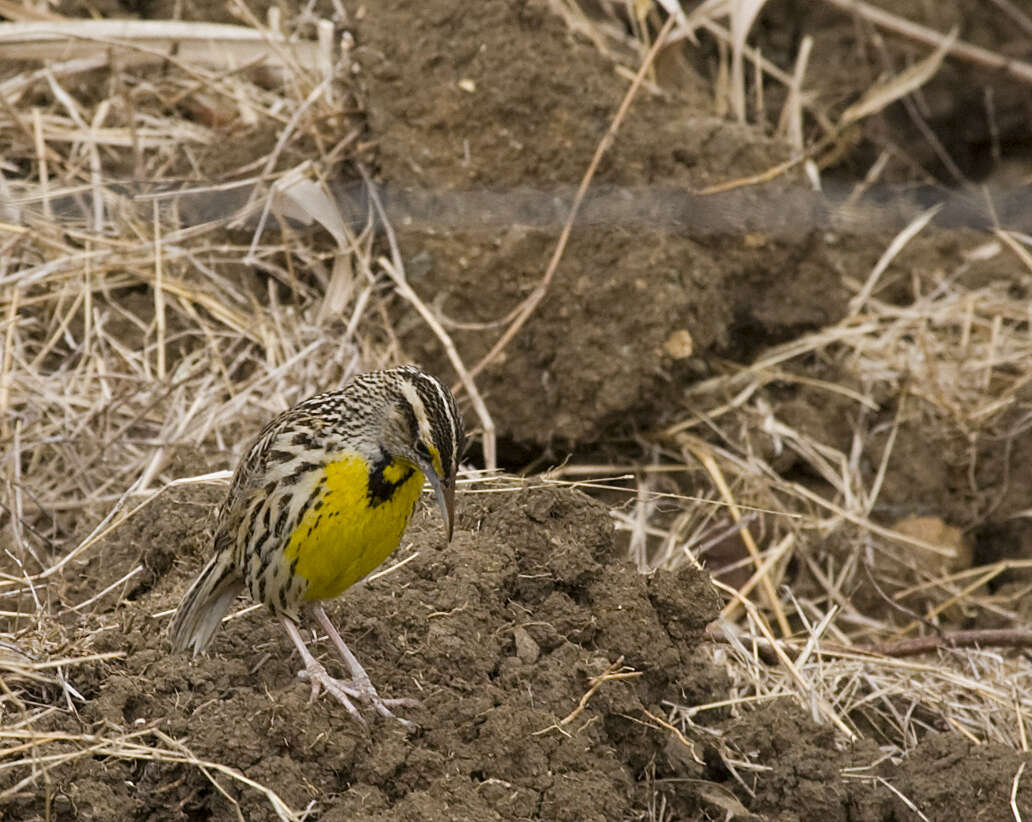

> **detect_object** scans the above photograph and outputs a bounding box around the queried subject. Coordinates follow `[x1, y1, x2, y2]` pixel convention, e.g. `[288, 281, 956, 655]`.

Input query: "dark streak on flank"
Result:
[250, 529, 268, 561]
[280, 491, 319, 549]
[286, 461, 321, 485]
[290, 431, 314, 448]
[274, 504, 291, 539]
[306, 513, 322, 538]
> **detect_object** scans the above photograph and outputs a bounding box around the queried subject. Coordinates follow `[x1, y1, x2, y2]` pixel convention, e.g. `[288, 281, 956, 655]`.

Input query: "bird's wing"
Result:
[212, 408, 318, 551]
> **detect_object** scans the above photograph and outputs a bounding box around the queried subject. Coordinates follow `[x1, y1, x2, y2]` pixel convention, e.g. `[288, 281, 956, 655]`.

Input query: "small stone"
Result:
[889, 515, 975, 622]
[891, 516, 972, 576]
[513, 626, 541, 664]
[662, 329, 694, 359]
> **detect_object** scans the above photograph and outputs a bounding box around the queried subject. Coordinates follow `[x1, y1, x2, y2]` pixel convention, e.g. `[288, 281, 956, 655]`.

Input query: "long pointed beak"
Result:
[427, 471, 456, 541]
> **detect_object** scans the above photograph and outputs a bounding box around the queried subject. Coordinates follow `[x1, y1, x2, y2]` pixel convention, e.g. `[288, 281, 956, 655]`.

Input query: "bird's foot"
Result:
[297, 659, 419, 729]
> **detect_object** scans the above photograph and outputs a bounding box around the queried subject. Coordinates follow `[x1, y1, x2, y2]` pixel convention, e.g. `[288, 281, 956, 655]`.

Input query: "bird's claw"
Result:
[297, 661, 419, 728]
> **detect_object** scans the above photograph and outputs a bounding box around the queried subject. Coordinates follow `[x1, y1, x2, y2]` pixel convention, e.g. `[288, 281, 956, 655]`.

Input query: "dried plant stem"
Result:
[360, 167, 497, 471]
[533, 655, 643, 735]
[712, 578, 857, 741]
[864, 630, 1032, 658]
[685, 441, 791, 637]
[822, 0, 1032, 85]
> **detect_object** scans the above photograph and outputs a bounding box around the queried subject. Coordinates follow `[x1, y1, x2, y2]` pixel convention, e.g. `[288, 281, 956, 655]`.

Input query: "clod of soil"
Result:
[717, 706, 1032, 822]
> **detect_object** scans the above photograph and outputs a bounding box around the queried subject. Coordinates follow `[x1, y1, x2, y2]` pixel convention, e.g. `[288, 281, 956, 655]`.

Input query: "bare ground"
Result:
[10, 479, 1032, 820]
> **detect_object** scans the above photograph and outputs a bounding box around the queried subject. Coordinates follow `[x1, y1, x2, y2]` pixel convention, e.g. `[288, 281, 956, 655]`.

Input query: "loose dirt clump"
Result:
[708, 705, 1032, 822]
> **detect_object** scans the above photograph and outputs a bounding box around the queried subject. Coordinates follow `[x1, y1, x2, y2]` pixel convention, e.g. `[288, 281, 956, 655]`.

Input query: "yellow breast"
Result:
[283, 453, 424, 601]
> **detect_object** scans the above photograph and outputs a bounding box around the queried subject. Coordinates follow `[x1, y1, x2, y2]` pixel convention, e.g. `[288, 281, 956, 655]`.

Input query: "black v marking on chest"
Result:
[366, 449, 415, 508]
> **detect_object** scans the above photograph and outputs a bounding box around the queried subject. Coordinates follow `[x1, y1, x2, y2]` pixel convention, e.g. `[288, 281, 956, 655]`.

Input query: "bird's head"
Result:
[383, 366, 465, 540]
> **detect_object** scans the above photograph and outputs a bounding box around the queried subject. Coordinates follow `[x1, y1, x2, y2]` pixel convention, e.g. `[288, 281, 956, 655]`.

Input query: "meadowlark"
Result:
[169, 365, 464, 727]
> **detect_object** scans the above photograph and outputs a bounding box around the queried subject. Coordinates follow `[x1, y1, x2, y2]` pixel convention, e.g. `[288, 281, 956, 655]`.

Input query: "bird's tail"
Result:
[168, 551, 243, 655]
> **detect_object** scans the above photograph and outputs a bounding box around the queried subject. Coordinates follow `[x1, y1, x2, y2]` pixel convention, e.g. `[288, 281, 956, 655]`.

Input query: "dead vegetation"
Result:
[2, 0, 1032, 818]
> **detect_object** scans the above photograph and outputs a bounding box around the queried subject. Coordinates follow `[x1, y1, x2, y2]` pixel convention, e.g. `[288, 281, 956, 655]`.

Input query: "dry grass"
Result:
[0, 8, 399, 811]
[593, 215, 1032, 752]
[2, 0, 1032, 816]
[557, 0, 1032, 780]
[604, 225, 1032, 755]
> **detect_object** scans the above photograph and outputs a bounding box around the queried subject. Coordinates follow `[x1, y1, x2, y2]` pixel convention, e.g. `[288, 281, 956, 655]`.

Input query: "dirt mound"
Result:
[355, 0, 848, 446]
[6, 482, 1031, 820]
[5, 485, 720, 820]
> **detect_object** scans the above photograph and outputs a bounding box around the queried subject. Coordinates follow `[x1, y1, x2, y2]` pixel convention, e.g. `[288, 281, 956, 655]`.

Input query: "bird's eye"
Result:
[415, 440, 432, 459]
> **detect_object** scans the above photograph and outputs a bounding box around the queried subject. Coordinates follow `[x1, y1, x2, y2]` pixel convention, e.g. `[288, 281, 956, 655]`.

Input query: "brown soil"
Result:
[12, 482, 1032, 821]
[358, 0, 1032, 449]
[360, 0, 849, 446]
[9, 0, 1032, 819]
[8, 484, 729, 820]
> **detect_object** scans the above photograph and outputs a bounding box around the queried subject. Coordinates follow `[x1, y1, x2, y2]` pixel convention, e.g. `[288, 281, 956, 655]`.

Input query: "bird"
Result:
[169, 365, 464, 727]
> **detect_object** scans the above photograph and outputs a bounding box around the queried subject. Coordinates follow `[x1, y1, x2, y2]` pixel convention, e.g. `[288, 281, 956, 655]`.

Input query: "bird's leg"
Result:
[281, 616, 366, 725]
[311, 605, 420, 724]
